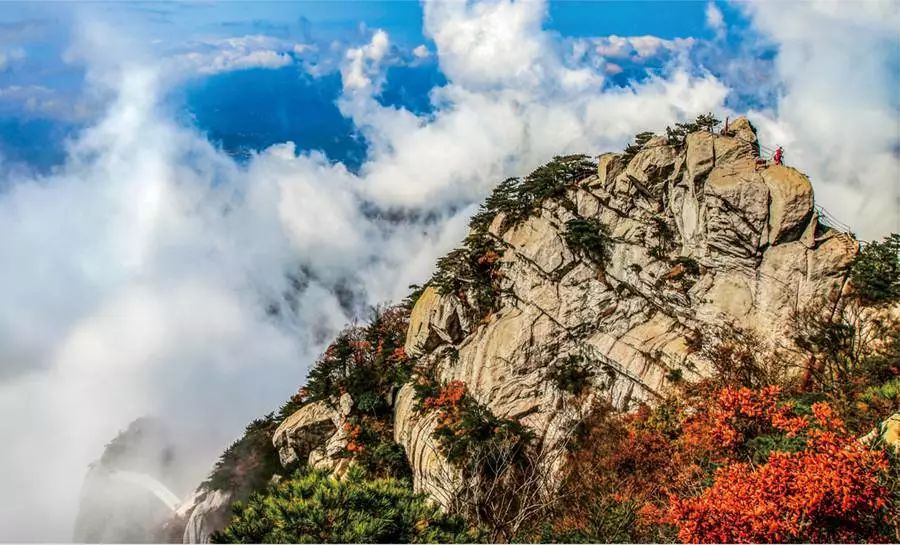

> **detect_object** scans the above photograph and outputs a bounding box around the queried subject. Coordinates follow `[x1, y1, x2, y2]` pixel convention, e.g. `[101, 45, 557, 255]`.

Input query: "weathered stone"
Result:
[597, 153, 625, 189]
[703, 162, 770, 259]
[392, 124, 865, 509]
[405, 286, 468, 357]
[761, 165, 814, 244]
[724, 116, 758, 146]
[272, 400, 337, 467]
[685, 131, 716, 181]
[502, 212, 574, 274]
[624, 137, 677, 195]
[180, 489, 231, 544]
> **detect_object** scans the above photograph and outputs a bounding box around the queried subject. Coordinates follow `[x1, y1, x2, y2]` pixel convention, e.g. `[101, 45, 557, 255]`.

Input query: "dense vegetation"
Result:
[204, 416, 284, 496]
[540, 382, 896, 543]
[412, 377, 541, 541]
[204, 303, 415, 536]
[564, 218, 610, 265]
[213, 467, 474, 543]
[850, 233, 900, 304]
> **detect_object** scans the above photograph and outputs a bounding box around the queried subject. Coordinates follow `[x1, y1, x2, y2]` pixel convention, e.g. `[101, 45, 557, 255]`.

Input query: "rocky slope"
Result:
[169, 117, 869, 541]
[275, 117, 858, 509]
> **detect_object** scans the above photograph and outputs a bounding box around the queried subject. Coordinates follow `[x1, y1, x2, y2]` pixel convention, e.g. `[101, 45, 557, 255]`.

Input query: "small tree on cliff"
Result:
[850, 233, 900, 305]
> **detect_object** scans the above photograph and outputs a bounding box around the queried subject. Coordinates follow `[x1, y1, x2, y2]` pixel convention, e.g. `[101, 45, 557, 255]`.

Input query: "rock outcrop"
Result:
[393, 118, 859, 503]
[272, 393, 354, 477]
[163, 487, 233, 544]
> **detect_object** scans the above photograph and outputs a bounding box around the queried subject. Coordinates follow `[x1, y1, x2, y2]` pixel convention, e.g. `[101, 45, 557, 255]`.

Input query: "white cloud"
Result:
[0, 46, 25, 70]
[338, 2, 723, 210]
[341, 29, 391, 91]
[705, 2, 725, 39]
[292, 43, 316, 55]
[412, 44, 430, 59]
[592, 35, 695, 60]
[740, 1, 900, 240]
[171, 34, 293, 76]
[424, 0, 582, 92]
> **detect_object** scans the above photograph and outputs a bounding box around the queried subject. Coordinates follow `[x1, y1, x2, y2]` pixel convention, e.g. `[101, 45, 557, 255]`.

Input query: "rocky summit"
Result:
[390, 116, 858, 503]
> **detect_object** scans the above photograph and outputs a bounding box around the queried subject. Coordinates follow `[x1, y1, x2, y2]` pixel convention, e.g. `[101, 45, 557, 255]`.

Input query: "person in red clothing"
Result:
[773, 146, 784, 165]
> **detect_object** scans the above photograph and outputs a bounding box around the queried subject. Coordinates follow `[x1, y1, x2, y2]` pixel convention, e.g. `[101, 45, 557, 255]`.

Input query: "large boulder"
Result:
[405, 286, 470, 357]
[272, 397, 347, 467]
[761, 165, 814, 245]
[702, 162, 770, 260]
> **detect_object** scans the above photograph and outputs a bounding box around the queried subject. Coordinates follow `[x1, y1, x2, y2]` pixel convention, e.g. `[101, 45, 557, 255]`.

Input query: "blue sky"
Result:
[0, 1, 750, 170]
[0, 1, 897, 540]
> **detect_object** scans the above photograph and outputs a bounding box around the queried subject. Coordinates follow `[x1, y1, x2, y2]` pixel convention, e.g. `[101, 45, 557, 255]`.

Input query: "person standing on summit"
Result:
[773, 146, 784, 165]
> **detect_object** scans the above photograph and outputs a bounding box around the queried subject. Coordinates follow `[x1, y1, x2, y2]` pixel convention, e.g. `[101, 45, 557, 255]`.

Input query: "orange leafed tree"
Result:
[669, 402, 892, 543]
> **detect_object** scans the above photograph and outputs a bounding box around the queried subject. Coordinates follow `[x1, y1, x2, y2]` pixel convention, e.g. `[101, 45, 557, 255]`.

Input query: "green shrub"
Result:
[517, 154, 596, 213]
[743, 433, 807, 465]
[213, 467, 475, 543]
[430, 233, 503, 317]
[469, 155, 596, 234]
[859, 377, 900, 405]
[304, 306, 411, 410]
[850, 233, 900, 305]
[665, 113, 721, 146]
[549, 355, 594, 395]
[665, 368, 684, 383]
[434, 398, 532, 469]
[203, 416, 283, 498]
[564, 218, 610, 265]
[622, 131, 656, 163]
[468, 177, 522, 234]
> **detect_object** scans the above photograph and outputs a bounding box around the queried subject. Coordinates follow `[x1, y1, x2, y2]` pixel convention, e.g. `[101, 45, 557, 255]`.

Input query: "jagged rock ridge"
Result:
[392, 117, 857, 502]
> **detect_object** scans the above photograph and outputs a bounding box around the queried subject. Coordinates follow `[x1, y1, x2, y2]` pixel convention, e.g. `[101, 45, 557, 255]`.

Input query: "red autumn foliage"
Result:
[668, 390, 892, 543]
[477, 250, 500, 267]
[681, 385, 808, 458]
[343, 422, 364, 453]
[422, 380, 466, 411]
[547, 384, 896, 543]
[389, 346, 408, 364]
[668, 427, 890, 543]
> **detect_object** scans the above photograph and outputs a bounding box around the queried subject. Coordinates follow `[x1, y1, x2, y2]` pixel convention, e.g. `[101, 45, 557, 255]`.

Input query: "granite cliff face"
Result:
[169, 117, 869, 540]
[272, 117, 859, 508]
